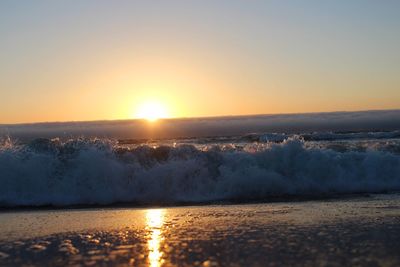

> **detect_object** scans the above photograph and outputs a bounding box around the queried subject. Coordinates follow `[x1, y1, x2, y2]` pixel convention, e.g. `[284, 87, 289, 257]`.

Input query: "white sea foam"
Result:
[1, 137, 400, 207]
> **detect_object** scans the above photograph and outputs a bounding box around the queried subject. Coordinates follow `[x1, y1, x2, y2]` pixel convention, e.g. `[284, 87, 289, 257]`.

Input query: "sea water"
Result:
[1, 110, 400, 207]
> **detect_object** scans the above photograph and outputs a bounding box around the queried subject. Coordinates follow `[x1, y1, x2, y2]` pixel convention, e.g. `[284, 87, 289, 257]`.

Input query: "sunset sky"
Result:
[1, 0, 399, 123]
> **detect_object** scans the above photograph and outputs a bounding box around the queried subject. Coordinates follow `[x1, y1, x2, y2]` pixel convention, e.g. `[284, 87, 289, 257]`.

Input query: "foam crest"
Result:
[1, 137, 400, 207]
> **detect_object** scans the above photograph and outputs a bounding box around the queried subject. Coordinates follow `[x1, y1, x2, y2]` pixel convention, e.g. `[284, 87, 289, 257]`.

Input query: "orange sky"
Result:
[1, 1, 399, 123]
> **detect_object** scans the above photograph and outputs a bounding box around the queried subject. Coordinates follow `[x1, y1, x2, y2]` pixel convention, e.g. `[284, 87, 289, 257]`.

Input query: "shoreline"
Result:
[1, 193, 400, 266]
[0, 191, 383, 213]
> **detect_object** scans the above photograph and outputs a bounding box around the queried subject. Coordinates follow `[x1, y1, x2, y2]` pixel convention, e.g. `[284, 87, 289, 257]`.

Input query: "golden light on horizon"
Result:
[135, 101, 170, 122]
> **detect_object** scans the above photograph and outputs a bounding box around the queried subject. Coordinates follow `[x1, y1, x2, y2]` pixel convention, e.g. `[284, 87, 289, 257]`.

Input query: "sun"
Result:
[135, 101, 169, 122]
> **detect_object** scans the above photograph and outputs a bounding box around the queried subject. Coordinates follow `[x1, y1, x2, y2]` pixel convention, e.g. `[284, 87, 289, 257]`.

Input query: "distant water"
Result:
[1, 110, 400, 207]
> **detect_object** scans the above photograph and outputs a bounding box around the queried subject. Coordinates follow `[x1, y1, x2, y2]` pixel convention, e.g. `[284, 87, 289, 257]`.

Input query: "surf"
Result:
[1, 136, 400, 207]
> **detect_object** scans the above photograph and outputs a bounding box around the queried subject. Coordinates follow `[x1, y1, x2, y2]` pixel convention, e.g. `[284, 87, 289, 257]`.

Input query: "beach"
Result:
[1, 194, 399, 266]
[2, 1, 400, 266]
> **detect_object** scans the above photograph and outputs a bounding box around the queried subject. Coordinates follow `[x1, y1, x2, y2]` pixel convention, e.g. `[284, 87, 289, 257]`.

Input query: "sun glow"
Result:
[135, 101, 169, 121]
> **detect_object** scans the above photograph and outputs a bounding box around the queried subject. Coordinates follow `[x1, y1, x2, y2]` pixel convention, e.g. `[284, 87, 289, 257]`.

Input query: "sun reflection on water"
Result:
[146, 209, 165, 267]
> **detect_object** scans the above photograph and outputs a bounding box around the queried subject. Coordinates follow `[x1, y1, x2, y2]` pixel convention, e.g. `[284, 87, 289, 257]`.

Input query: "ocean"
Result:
[1, 110, 400, 208]
[1, 110, 400, 266]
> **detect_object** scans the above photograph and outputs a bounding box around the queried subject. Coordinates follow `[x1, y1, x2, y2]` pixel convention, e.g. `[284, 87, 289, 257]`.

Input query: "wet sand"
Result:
[0, 194, 400, 266]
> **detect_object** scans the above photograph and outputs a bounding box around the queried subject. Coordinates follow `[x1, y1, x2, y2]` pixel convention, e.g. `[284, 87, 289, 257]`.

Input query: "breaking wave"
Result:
[171, 130, 400, 145]
[255, 130, 400, 142]
[1, 137, 400, 207]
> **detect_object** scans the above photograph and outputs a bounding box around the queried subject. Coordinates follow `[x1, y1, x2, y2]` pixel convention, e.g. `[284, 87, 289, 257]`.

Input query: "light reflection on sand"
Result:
[2, 196, 400, 266]
[146, 209, 165, 267]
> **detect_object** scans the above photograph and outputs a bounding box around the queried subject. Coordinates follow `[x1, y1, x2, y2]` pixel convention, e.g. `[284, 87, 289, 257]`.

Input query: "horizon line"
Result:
[1, 108, 400, 127]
